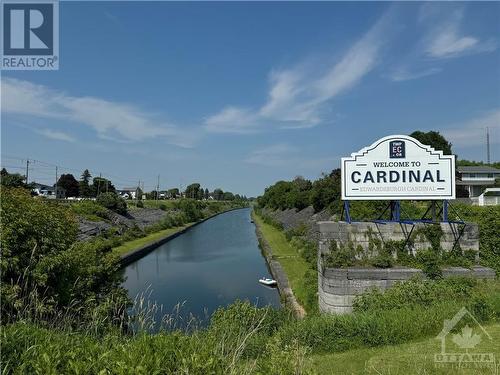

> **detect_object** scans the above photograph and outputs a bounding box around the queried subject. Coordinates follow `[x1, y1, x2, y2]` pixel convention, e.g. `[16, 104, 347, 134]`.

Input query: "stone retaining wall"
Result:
[318, 221, 479, 257]
[317, 220, 495, 314]
[319, 266, 496, 314]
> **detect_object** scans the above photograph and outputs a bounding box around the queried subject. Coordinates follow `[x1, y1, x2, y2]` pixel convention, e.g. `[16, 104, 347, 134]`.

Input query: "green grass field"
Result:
[253, 213, 314, 313]
[112, 223, 193, 256]
[307, 322, 500, 374]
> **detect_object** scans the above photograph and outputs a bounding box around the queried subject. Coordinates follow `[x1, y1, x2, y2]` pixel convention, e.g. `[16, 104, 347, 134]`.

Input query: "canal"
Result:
[121, 207, 280, 328]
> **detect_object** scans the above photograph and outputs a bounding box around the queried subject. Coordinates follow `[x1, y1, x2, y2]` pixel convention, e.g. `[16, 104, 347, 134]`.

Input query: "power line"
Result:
[1, 154, 148, 188]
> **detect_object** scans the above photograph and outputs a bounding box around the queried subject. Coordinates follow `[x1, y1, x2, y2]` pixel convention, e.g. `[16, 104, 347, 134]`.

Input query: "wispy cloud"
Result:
[423, 7, 496, 59]
[1, 77, 198, 148]
[389, 5, 497, 82]
[37, 128, 75, 142]
[441, 109, 500, 147]
[205, 9, 393, 134]
[389, 67, 442, 82]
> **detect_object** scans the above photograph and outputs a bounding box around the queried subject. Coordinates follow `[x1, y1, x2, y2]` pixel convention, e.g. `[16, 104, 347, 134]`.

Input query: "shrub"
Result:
[352, 277, 478, 312]
[96, 192, 127, 215]
[0, 188, 128, 325]
[323, 241, 356, 268]
[70, 200, 110, 221]
[415, 249, 442, 279]
[136, 200, 144, 208]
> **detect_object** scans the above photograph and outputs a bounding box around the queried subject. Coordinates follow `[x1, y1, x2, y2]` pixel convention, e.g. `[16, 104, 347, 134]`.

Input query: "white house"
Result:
[456, 166, 500, 198]
[117, 187, 138, 200]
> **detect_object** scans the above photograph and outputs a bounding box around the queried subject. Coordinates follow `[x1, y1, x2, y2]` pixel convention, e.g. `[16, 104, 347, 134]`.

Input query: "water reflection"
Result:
[121, 208, 280, 328]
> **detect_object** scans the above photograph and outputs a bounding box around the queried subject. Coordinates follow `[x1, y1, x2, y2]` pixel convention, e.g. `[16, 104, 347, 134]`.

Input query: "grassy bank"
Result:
[112, 223, 193, 256]
[253, 212, 317, 314]
[307, 322, 500, 374]
[3, 281, 499, 374]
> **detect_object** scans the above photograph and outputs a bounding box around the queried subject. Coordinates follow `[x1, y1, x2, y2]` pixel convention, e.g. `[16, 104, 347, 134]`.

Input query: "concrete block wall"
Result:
[317, 220, 494, 314]
[319, 266, 496, 314]
[317, 221, 479, 258]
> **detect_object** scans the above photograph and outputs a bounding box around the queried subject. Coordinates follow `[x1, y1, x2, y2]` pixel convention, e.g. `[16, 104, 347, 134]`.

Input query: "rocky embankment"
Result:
[77, 208, 168, 241]
[261, 206, 332, 242]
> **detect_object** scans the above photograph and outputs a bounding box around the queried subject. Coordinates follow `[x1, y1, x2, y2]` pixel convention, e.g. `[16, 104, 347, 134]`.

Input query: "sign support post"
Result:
[443, 200, 448, 222]
[343, 200, 351, 224]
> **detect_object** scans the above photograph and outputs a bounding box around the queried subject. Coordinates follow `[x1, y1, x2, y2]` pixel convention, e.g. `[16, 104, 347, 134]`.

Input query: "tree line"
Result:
[0, 167, 247, 202]
[257, 131, 500, 212]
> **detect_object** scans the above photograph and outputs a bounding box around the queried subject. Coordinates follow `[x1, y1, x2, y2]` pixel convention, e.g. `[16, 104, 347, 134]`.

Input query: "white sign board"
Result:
[341, 135, 455, 200]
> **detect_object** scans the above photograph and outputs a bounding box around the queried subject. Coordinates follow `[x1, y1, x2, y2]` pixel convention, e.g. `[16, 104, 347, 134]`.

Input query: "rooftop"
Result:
[456, 166, 500, 173]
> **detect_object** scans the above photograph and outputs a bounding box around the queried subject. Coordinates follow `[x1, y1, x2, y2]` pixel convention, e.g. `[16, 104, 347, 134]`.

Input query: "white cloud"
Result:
[389, 67, 442, 82]
[37, 128, 75, 142]
[205, 9, 392, 134]
[204, 106, 259, 134]
[424, 8, 496, 59]
[442, 109, 500, 147]
[1, 78, 197, 148]
[389, 5, 497, 82]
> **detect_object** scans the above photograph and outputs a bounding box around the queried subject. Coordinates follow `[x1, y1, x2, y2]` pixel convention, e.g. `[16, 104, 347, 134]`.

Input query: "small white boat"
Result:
[259, 277, 277, 286]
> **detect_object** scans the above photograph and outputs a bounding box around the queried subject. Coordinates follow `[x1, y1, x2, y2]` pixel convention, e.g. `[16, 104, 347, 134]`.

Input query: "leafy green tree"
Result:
[79, 169, 93, 197]
[309, 169, 341, 212]
[57, 174, 79, 197]
[1, 168, 29, 189]
[213, 188, 224, 201]
[1, 188, 128, 323]
[96, 192, 127, 215]
[1, 188, 77, 319]
[185, 183, 201, 199]
[92, 177, 116, 196]
[223, 192, 235, 201]
[204, 188, 209, 200]
[168, 188, 179, 199]
[410, 131, 452, 155]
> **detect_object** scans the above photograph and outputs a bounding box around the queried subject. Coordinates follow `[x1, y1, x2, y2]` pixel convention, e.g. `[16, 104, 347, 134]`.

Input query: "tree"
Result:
[1, 187, 128, 323]
[213, 188, 224, 201]
[1, 168, 29, 189]
[185, 183, 201, 199]
[79, 169, 93, 197]
[410, 131, 452, 155]
[168, 188, 179, 199]
[57, 174, 79, 197]
[223, 192, 235, 201]
[310, 169, 341, 212]
[204, 188, 209, 200]
[92, 177, 116, 196]
[96, 192, 127, 215]
[197, 188, 204, 200]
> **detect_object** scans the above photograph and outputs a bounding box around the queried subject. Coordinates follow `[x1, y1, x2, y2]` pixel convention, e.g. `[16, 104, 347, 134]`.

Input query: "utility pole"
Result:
[55, 166, 58, 199]
[136, 180, 140, 205]
[25, 159, 29, 184]
[156, 174, 160, 201]
[97, 173, 102, 196]
[486, 127, 491, 164]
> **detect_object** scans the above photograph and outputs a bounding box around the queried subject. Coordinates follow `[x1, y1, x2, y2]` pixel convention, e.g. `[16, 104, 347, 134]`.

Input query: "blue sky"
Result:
[2, 1, 499, 196]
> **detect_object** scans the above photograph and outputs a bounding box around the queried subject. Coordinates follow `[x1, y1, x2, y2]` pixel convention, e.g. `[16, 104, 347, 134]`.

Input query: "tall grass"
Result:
[3, 279, 498, 374]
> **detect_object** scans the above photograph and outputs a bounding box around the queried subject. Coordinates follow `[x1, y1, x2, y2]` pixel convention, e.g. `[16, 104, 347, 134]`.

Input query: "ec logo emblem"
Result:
[389, 141, 405, 158]
[1, 1, 59, 70]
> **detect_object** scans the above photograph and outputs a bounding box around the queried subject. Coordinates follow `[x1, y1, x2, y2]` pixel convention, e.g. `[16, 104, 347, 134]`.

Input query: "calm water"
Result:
[121, 208, 280, 327]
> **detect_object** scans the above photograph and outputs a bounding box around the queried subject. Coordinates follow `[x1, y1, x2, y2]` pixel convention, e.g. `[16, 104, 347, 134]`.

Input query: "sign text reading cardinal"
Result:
[341, 135, 455, 200]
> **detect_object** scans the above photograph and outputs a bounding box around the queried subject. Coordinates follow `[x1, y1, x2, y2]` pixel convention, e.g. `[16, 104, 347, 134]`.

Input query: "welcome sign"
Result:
[341, 135, 455, 200]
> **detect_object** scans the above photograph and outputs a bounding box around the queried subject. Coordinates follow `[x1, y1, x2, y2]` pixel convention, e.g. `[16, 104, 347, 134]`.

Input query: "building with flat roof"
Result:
[456, 166, 500, 198]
